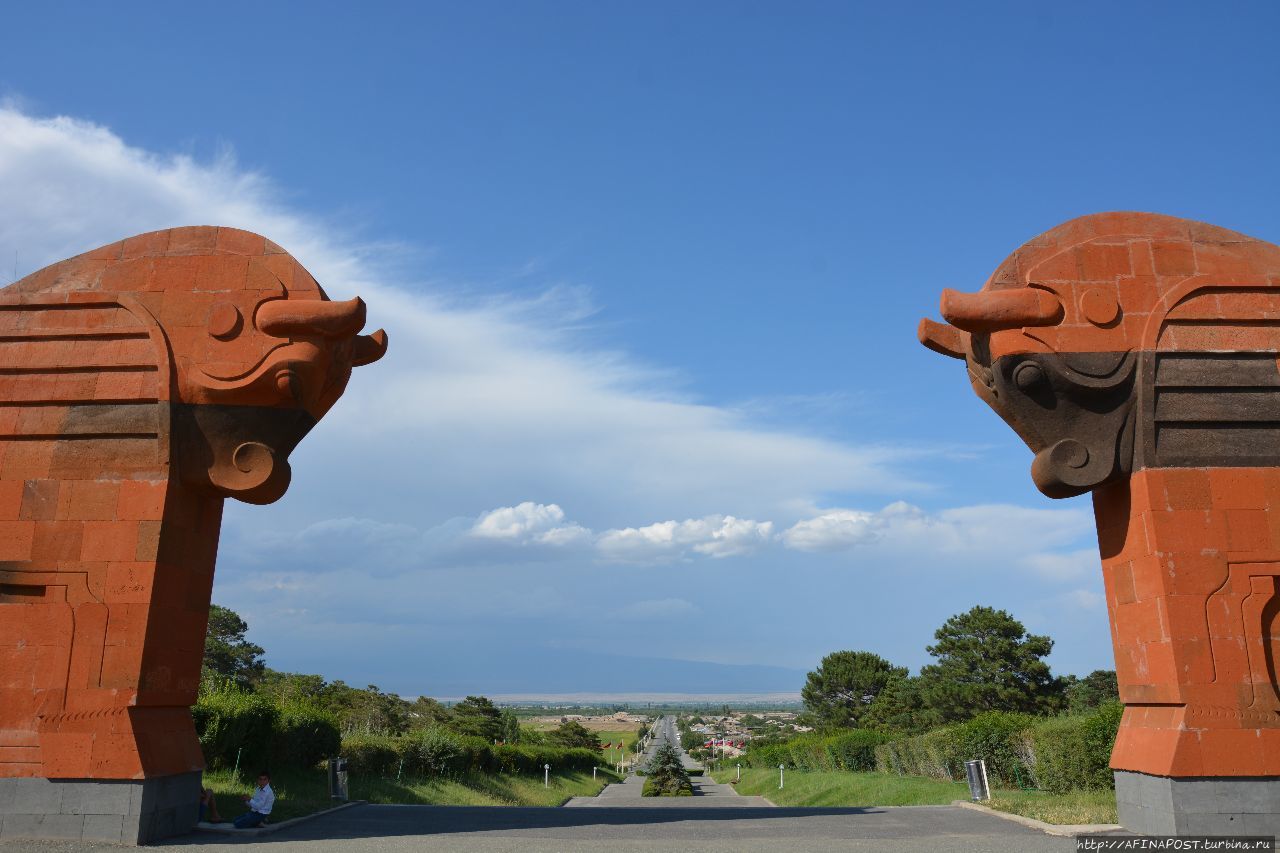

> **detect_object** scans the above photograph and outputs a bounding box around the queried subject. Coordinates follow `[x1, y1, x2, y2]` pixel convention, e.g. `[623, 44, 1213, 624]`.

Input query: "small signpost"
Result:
[544, 763, 550, 788]
[779, 764, 785, 790]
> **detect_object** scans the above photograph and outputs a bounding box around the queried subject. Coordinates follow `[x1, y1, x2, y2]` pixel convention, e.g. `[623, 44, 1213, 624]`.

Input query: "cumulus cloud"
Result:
[470, 502, 591, 546]
[782, 508, 882, 551]
[596, 515, 774, 563]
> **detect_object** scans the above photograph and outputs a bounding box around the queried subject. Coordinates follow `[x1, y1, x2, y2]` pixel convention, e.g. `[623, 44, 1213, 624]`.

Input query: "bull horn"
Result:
[257, 296, 367, 339]
[918, 318, 965, 359]
[940, 288, 1062, 334]
[352, 329, 388, 366]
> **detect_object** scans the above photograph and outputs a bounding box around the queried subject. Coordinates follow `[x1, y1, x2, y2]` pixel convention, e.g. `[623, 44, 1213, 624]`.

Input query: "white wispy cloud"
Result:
[0, 106, 922, 535]
[0, 103, 1113, 683]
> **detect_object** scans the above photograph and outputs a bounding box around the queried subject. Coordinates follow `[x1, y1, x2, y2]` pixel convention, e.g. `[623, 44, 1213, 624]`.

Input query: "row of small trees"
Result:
[199, 604, 606, 773]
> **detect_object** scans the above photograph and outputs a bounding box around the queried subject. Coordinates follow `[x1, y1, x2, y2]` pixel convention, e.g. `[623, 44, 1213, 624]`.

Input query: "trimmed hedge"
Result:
[194, 690, 341, 772]
[740, 729, 885, 772]
[340, 728, 606, 779]
[276, 702, 343, 769]
[874, 704, 1123, 791]
[1020, 701, 1123, 793]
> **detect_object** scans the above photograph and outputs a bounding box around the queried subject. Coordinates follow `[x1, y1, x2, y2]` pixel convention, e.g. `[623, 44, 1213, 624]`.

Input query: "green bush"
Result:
[642, 777, 693, 796]
[408, 727, 467, 776]
[826, 729, 885, 771]
[341, 734, 403, 776]
[273, 702, 341, 769]
[952, 711, 1036, 788]
[743, 729, 885, 772]
[193, 689, 279, 771]
[1023, 701, 1122, 793]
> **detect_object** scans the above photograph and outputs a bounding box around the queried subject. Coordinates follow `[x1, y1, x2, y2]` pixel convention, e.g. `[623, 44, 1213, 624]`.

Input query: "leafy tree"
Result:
[500, 708, 522, 744]
[1065, 670, 1119, 713]
[917, 606, 1065, 722]
[548, 721, 602, 750]
[449, 695, 504, 741]
[257, 670, 326, 703]
[408, 696, 452, 729]
[202, 604, 265, 688]
[862, 675, 939, 734]
[801, 650, 907, 729]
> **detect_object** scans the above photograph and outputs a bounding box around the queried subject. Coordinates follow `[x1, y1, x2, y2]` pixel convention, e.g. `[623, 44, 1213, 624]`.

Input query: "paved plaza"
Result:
[0, 802, 1079, 853]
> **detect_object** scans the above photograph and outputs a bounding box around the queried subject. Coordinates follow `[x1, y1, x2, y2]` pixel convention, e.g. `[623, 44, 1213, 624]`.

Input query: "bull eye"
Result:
[208, 302, 243, 341]
[1013, 361, 1046, 392]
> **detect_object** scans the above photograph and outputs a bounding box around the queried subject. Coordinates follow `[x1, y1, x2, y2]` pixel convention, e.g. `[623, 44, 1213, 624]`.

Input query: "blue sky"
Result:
[2, 1, 1279, 697]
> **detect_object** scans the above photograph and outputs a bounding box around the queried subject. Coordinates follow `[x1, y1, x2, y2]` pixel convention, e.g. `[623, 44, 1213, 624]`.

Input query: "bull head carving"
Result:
[9, 226, 388, 505]
[918, 218, 1153, 498]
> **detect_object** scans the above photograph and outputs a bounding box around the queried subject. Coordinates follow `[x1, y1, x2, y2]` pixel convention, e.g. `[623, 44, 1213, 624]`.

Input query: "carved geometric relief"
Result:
[1205, 562, 1280, 724]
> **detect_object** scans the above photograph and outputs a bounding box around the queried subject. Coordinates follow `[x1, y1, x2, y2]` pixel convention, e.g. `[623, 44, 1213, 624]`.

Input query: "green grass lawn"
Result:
[708, 768, 1118, 824]
[204, 767, 337, 823]
[710, 768, 970, 807]
[204, 765, 620, 821]
[986, 789, 1117, 825]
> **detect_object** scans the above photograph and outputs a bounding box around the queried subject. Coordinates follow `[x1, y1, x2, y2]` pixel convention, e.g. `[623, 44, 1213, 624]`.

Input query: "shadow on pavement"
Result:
[157, 804, 912, 845]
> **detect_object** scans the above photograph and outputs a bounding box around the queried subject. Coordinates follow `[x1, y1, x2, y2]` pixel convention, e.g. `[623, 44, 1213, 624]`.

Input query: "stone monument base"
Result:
[0, 772, 202, 844]
[1116, 770, 1280, 836]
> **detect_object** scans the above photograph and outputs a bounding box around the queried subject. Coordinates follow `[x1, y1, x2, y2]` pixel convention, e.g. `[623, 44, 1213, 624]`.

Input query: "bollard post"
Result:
[737, 763, 741, 782]
[593, 766, 597, 780]
[544, 764, 550, 788]
[779, 764, 785, 789]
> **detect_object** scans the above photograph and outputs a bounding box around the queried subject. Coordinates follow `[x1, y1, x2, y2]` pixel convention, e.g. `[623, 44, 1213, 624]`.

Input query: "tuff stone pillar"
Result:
[919, 212, 1280, 834]
[0, 228, 387, 844]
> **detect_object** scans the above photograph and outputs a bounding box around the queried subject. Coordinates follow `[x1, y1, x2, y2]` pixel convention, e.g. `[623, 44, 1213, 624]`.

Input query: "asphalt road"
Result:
[0, 802, 1078, 853]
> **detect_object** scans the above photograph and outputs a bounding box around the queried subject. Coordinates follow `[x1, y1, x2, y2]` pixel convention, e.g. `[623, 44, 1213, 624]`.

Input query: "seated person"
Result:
[233, 772, 275, 829]
[198, 787, 222, 823]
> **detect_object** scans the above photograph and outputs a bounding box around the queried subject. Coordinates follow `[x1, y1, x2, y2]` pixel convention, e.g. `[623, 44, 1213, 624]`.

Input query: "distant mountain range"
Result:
[307, 644, 807, 699]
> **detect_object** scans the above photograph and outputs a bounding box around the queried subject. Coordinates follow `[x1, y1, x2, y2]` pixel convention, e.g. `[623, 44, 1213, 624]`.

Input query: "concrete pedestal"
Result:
[1116, 770, 1280, 836]
[0, 772, 201, 844]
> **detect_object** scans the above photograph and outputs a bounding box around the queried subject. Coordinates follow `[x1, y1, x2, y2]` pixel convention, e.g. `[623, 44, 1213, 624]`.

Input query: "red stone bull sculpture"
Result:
[920, 212, 1280, 835]
[0, 227, 385, 842]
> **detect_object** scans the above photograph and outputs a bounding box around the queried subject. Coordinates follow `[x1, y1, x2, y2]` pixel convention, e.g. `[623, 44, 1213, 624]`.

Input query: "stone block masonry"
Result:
[919, 212, 1280, 832]
[0, 227, 387, 843]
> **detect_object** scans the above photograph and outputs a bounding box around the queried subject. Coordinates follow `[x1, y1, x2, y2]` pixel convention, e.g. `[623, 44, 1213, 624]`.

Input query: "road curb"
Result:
[194, 799, 366, 837]
[949, 799, 1123, 837]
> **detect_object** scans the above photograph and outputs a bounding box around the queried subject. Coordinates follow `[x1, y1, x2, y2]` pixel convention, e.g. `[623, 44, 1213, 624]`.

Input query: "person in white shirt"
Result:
[233, 772, 275, 829]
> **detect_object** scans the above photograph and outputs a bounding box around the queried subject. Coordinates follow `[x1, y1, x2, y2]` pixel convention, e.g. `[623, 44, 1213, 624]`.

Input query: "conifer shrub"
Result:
[642, 742, 693, 796]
